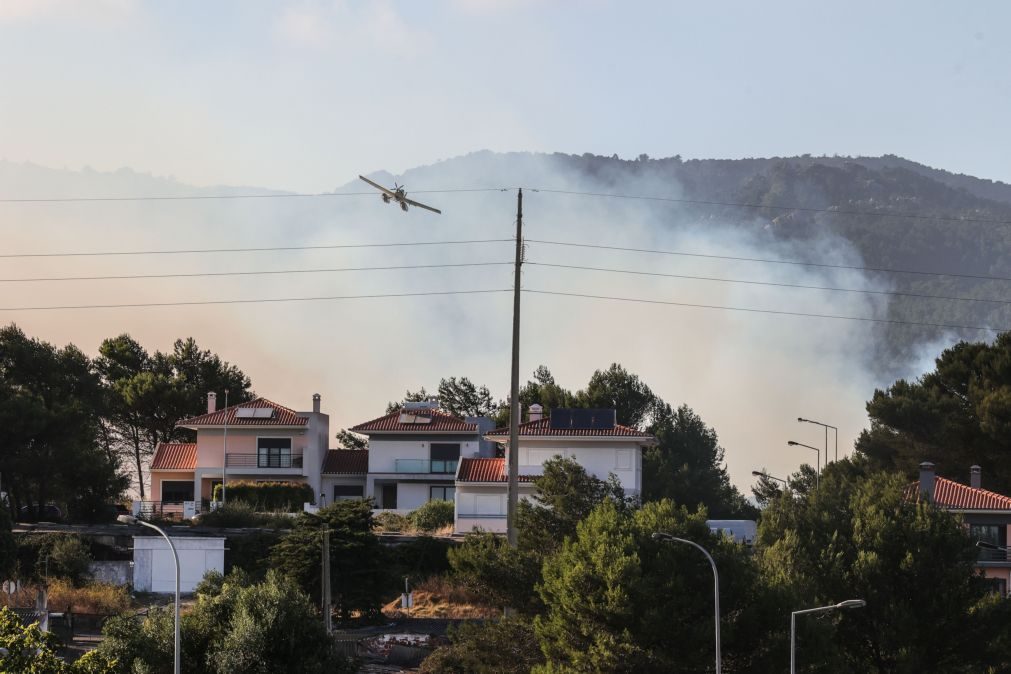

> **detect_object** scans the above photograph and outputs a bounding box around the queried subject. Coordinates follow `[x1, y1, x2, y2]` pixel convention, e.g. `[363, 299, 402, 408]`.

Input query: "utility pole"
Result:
[321, 526, 332, 634]
[506, 188, 523, 548]
[222, 389, 229, 505]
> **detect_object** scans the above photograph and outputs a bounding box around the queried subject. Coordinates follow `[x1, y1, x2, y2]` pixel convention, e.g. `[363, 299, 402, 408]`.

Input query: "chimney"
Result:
[919, 462, 936, 502]
[312, 393, 321, 415]
[971, 465, 982, 489]
[207, 392, 217, 414]
[528, 403, 544, 422]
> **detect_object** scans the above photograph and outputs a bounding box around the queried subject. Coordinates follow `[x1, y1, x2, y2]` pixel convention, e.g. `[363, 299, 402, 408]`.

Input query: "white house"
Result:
[454, 405, 656, 534]
[349, 402, 495, 513]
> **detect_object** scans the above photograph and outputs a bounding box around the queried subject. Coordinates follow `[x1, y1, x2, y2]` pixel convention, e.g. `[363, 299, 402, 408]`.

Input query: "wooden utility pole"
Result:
[507, 188, 523, 548]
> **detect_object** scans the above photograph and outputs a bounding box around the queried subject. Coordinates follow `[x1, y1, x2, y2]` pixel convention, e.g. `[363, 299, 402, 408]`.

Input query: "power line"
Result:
[527, 262, 1011, 307]
[0, 238, 513, 259]
[0, 288, 511, 312]
[530, 187, 1011, 227]
[527, 238, 1011, 284]
[0, 187, 510, 203]
[0, 261, 512, 283]
[523, 289, 1007, 333]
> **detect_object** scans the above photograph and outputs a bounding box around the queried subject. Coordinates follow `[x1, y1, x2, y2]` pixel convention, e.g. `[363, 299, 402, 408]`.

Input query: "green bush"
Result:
[409, 500, 454, 532]
[374, 511, 409, 533]
[196, 502, 295, 529]
[14, 533, 93, 586]
[211, 481, 314, 512]
[420, 617, 543, 674]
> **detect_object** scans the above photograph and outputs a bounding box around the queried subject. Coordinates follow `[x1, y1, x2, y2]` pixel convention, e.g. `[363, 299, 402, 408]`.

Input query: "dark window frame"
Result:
[430, 486, 455, 502]
[430, 443, 460, 474]
[333, 485, 364, 501]
[257, 437, 293, 468]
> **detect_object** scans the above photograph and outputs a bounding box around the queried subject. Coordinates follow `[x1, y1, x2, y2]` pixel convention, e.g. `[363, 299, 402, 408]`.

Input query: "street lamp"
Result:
[791, 599, 865, 674]
[787, 441, 820, 488]
[119, 514, 180, 674]
[797, 417, 838, 464]
[652, 532, 721, 674]
[752, 470, 788, 485]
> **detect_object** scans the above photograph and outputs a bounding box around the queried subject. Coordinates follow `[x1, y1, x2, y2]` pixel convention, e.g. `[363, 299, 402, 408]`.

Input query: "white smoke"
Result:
[0, 153, 949, 491]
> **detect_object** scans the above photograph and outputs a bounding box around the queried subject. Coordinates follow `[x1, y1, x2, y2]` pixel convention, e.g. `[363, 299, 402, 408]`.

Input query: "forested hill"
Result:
[396, 151, 1011, 369]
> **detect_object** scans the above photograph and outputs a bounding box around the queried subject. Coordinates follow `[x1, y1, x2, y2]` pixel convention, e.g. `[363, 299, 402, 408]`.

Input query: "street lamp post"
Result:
[798, 418, 838, 464]
[787, 441, 821, 488]
[752, 470, 788, 485]
[791, 600, 865, 673]
[119, 515, 180, 674]
[652, 532, 721, 674]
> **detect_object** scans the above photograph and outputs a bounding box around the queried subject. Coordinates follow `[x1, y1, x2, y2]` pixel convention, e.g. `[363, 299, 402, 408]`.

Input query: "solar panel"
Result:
[254, 408, 274, 418]
[548, 408, 616, 430]
[235, 408, 257, 418]
[398, 410, 433, 424]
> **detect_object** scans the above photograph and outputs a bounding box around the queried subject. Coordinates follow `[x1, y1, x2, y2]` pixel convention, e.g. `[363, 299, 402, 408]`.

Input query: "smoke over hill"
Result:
[2, 152, 1005, 489]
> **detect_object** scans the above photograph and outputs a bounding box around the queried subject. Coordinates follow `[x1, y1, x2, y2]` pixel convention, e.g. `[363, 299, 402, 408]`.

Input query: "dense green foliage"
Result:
[408, 499, 455, 531]
[96, 570, 353, 674]
[0, 325, 126, 523]
[448, 531, 543, 614]
[535, 499, 782, 673]
[269, 500, 385, 623]
[195, 501, 295, 529]
[210, 480, 314, 511]
[97, 334, 252, 500]
[758, 459, 1011, 672]
[13, 533, 93, 585]
[0, 606, 117, 673]
[0, 506, 15, 580]
[419, 617, 544, 674]
[857, 332, 1011, 493]
[390, 375, 496, 417]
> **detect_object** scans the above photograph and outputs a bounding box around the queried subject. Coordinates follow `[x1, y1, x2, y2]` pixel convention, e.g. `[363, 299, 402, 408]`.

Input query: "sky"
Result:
[1, 1, 1009, 495]
[1, 1, 1010, 191]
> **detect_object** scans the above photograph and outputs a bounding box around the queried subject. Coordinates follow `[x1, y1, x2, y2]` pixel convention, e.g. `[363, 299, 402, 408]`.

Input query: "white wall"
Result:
[516, 440, 643, 494]
[397, 482, 431, 510]
[455, 485, 535, 534]
[368, 438, 479, 473]
[133, 537, 225, 594]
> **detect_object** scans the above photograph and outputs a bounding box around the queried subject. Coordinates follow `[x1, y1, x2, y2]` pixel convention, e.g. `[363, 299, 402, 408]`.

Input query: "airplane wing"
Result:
[403, 197, 442, 214]
[358, 175, 396, 197]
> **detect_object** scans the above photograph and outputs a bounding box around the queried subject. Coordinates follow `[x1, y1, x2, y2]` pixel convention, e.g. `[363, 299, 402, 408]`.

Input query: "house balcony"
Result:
[393, 459, 458, 475]
[978, 546, 1011, 566]
[225, 452, 304, 470]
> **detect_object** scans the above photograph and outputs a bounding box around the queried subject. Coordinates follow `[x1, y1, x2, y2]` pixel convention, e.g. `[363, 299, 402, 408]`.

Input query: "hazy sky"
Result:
[1, 1, 1007, 494]
[1, 1, 1010, 191]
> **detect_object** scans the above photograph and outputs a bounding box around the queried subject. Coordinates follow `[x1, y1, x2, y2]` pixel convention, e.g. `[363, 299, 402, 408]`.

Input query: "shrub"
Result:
[211, 481, 314, 512]
[408, 500, 455, 532]
[420, 617, 544, 674]
[47, 578, 132, 614]
[196, 502, 295, 529]
[374, 511, 409, 533]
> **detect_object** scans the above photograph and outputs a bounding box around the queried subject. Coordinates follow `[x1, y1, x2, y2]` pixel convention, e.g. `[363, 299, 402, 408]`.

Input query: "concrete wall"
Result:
[367, 435, 481, 473]
[455, 485, 535, 534]
[321, 475, 368, 503]
[514, 440, 643, 494]
[133, 537, 225, 593]
[89, 561, 133, 586]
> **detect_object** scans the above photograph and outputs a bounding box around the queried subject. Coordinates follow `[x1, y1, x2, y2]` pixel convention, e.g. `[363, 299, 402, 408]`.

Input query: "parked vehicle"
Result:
[18, 503, 64, 522]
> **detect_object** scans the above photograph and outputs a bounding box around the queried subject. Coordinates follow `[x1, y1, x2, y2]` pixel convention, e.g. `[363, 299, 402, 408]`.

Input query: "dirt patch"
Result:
[381, 578, 500, 620]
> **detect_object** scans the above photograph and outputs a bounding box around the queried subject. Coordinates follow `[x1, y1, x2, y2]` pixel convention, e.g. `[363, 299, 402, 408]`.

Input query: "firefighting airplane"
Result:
[358, 175, 442, 214]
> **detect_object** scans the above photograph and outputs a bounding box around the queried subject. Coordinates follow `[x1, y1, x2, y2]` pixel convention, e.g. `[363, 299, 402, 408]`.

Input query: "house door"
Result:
[381, 484, 398, 509]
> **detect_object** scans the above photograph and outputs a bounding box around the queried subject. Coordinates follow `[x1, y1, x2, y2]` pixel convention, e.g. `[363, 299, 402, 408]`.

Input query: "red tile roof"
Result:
[178, 397, 308, 428]
[907, 476, 1011, 511]
[322, 450, 369, 475]
[486, 416, 653, 439]
[350, 409, 477, 434]
[150, 443, 197, 470]
[456, 457, 537, 483]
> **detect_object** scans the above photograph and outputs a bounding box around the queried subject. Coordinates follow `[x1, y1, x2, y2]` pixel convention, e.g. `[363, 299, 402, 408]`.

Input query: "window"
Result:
[985, 578, 1008, 598]
[333, 485, 364, 501]
[970, 524, 1002, 545]
[430, 486, 455, 501]
[257, 438, 292, 468]
[161, 481, 194, 503]
[615, 449, 632, 470]
[430, 443, 460, 474]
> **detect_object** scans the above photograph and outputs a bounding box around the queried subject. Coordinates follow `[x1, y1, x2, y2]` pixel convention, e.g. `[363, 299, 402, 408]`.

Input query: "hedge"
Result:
[211, 481, 314, 512]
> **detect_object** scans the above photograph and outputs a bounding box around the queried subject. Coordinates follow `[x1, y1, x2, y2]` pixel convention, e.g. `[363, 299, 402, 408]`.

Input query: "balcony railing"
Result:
[226, 452, 303, 469]
[393, 459, 458, 474]
[978, 546, 1011, 563]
